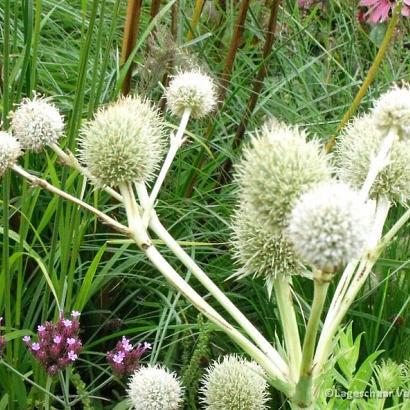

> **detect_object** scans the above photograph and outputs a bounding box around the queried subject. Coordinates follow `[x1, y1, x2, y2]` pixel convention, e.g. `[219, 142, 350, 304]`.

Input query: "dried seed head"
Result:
[235, 121, 331, 233]
[127, 365, 184, 410]
[10, 97, 64, 152]
[79, 96, 165, 187]
[0, 131, 22, 176]
[287, 181, 371, 272]
[166, 70, 217, 119]
[336, 113, 410, 204]
[200, 354, 270, 410]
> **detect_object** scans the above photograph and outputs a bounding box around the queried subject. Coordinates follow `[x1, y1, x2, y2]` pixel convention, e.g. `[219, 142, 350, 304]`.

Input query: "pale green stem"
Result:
[313, 197, 390, 380]
[293, 273, 330, 409]
[135, 182, 289, 376]
[273, 276, 302, 382]
[44, 376, 52, 410]
[59, 371, 70, 409]
[143, 107, 191, 225]
[120, 182, 292, 391]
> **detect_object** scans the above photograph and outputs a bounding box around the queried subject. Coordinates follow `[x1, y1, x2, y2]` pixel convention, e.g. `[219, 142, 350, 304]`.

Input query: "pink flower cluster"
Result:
[106, 336, 151, 377]
[23, 311, 82, 375]
[359, 0, 410, 23]
[0, 317, 6, 357]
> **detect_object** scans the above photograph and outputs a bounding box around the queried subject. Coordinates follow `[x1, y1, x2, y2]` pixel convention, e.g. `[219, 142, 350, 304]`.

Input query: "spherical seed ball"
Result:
[336, 113, 410, 204]
[0, 132, 22, 177]
[235, 121, 331, 233]
[287, 181, 371, 272]
[165, 70, 217, 119]
[372, 84, 410, 137]
[231, 200, 304, 293]
[79, 96, 165, 187]
[10, 97, 64, 152]
[200, 354, 270, 410]
[127, 365, 184, 410]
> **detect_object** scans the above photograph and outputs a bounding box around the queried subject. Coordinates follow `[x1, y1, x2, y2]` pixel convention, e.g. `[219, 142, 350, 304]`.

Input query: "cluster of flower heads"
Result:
[200, 354, 270, 410]
[232, 84, 410, 280]
[337, 84, 410, 204]
[231, 119, 331, 288]
[127, 365, 184, 410]
[0, 317, 6, 358]
[359, 0, 410, 24]
[107, 336, 151, 377]
[23, 311, 82, 375]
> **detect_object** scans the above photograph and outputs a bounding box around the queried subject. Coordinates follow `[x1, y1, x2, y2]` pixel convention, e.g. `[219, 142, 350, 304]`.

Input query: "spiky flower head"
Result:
[287, 181, 371, 272]
[372, 84, 410, 137]
[10, 97, 64, 152]
[127, 365, 183, 410]
[200, 354, 270, 410]
[231, 200, 304, 294]
[336, 113, 410, 204]
[373, 359, 405, 392]
[165, 70, 217, 119]
[0, 132, 22, 177]
[79, 96, 165, 187]
[235, 121, 331, 233]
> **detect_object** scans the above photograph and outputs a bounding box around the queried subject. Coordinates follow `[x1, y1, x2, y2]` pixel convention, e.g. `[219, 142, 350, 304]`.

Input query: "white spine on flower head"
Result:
[79, 96, 165, 187]
[200, 354, 270, 410]
[10, 97, 64, 152]
[235, 120, 331, 234]
[127, 365, 184, 410]
[336, 113, 410, 204]
[372, 84, 410, 137]
[165, 70, 217, 119]
[0, 131, 22, 177]
[287, 181, 371, 272]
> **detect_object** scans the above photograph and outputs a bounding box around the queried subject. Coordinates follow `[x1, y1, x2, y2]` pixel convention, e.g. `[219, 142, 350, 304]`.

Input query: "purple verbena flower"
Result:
[106, 336, 151, 377]
[24, 313, 82, 375]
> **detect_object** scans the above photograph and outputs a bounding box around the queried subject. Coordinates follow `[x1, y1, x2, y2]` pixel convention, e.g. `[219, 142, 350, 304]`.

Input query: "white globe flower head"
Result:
[127, 365, 184, 410]
[79, 96, 165, 187]
[231, 199, 304, 295]
[336, 113, 410, 204]
[166, 70, 217, 119]
[0, 131, 22, 177]
[200, 354, 270, 410]
[372, 84, 410, 137]
[235, 120, 331, 233]
[287, 181, 371, 272]
[10, 97, 64, 152]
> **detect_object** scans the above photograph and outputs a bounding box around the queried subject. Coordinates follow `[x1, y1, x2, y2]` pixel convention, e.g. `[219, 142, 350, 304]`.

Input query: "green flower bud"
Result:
[235, 121, 331, 233]
[200, 354, 270, 410]
[10, 97, 64, 152]
[0, 131, 22, 177]
[287, 182, 371, 272]
[336, 113, 410, 204]
[231, 200, 304, 293]
[166, 70, 217, 119]
[127, 365, 184, 410]
[79, 96, 165, 187]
